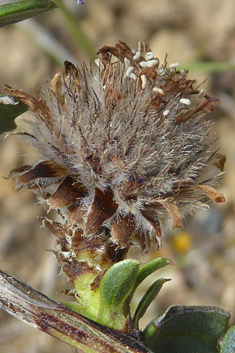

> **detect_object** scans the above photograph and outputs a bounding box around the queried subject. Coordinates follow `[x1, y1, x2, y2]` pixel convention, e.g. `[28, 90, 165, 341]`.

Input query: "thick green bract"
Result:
[65, 258, 170, 332]
[143, 305, 230, 353]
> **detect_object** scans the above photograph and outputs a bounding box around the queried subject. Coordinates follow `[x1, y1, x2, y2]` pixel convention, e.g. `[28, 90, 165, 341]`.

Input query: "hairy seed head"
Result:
[6, 41, 225, 264]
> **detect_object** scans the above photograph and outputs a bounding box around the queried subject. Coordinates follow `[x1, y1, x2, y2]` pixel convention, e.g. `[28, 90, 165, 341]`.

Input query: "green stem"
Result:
[54, 0, 96, 59]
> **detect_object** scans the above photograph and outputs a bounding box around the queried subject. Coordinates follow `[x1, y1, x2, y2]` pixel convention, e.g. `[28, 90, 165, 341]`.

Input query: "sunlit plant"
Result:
[0, 1, 234, 353]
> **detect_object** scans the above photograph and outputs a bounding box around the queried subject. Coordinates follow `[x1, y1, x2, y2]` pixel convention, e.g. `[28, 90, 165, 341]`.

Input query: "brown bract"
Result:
[5, 41, 225, 281]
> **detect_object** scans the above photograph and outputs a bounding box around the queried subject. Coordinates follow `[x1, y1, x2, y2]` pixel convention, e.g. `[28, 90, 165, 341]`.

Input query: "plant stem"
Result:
[0, 269, 151, 353]
[54, 0, 96, 59]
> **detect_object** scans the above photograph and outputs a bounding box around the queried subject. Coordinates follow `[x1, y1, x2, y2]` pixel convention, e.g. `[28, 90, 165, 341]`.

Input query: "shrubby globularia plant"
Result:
[1, 22, 234, 351]
[4, 39, 225, 326]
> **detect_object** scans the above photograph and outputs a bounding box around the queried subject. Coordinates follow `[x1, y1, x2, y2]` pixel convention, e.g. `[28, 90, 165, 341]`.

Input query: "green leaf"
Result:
[134, 257, 172, 291]
[133, 278, 169, 327]
[98, 259, 139, 330]
[143, 305, 230, 353]
[0, 0, 58, 28]
[0, 95, 28, 133]
[219, 325, 235, 353]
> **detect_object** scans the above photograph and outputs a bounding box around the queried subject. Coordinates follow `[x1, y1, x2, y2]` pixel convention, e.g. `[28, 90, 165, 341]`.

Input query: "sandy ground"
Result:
[0, 0, 235, 352]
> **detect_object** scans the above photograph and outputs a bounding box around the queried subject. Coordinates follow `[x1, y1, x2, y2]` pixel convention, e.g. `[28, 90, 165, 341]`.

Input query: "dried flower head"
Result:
[6, 41, 225, 266]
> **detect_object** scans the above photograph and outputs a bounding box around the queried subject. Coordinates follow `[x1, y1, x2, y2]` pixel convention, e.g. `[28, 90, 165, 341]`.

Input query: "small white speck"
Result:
[124, 57, 131, 68]
[133, 51, 141, 61]
[140, 61, 148, 68]
[129, 72, 137, 80]
[0, 96, 18, 105]
[153, 87, 164, 95]
[61, 251, 72, 258]
[141, 75, 147, 89]
[180, 98, 191, 106]
[198, 88, 206, 98]
[125, 66, 134, 77]
[146, 59, 159, 68]
[163, 109, 170, 117]
[145, 52, 154, 61]
[169, 62, 179, 70]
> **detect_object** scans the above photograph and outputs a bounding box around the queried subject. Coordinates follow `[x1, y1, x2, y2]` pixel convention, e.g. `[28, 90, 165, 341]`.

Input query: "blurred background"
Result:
[0, 0, 235, 352]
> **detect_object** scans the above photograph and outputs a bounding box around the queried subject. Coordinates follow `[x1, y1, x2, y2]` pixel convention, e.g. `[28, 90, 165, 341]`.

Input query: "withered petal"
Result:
[10, 161, 68, 188]
[111, 212, 136, 248]
[71, 233, 107, 254]
[4, 84, 53, 129]
[159, 200, 183, 230]
[48, 176, 86, 210]
[104, 240, 129, 263]
[213, 154, 226, 171]
[8, 164, 32, 179]
[175, 97, 219, 124]
[133, 229, 151, 253]
[97, 41, 135, 65]
[51, 72, 63, 99]
[4, 84, 40, 112]
[42, 217, 72, 240]
[141, 209, 162, 239]
[64, 60, 79, 77]
[8, 131, 39, 143]
[195, 184, 225, 203]
[66, 203, 85, 225]
[55, 251, 94, 282]
[85, 188, 118, 235]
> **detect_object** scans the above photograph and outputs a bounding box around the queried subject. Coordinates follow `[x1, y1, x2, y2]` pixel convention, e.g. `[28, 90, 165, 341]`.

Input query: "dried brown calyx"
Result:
[6, 41, 225, 284]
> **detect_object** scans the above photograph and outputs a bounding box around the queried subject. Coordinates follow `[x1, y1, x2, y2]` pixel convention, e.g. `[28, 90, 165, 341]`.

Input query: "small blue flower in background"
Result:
[77, 0, 85, 4]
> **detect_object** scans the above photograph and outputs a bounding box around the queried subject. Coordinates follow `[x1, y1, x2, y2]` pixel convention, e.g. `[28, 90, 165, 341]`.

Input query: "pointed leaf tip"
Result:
[133, 278, 170, 328]
[134, 257, 172, 291]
